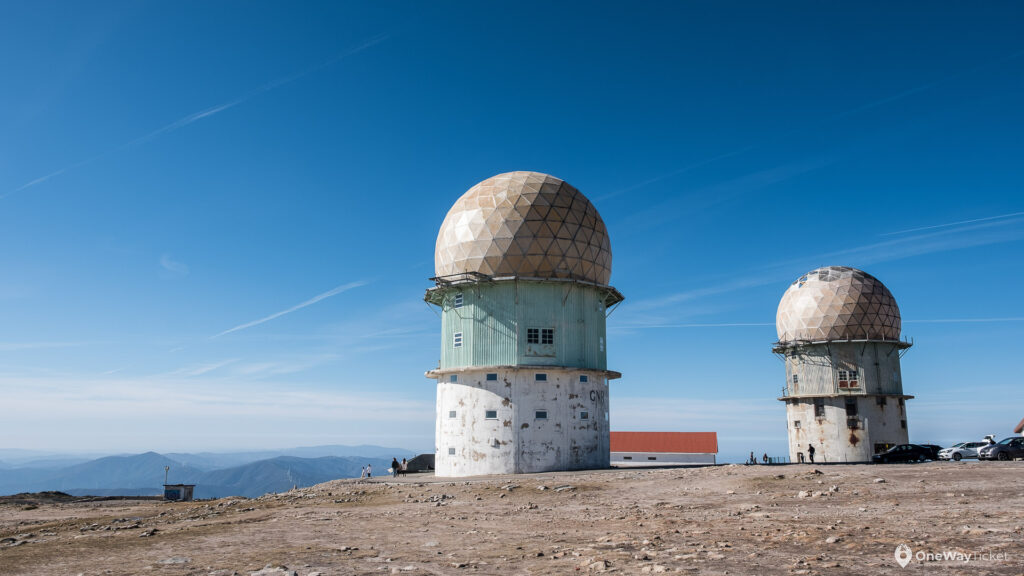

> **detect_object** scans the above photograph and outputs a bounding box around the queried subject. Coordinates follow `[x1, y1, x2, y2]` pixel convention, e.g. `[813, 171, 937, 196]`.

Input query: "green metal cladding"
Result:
[437, 280, 610, 370]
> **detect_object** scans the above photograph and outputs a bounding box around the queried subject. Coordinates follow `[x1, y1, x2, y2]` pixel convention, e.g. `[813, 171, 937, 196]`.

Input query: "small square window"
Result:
[647, 456, 657, 461]
[876, 396, 887, 406]
[579, 374, 588, 383]
[448, 410, 456, 418]
[793, 420, 801, 429]
[535, 410, 548, 419]
[486, 373, 498, 381]
[453, 332, 463, 348]
[449, 374, 458, 383]
[541, 328, 553, 345]
[535, 373, 547, 382]
[485, 410, 497, 419]
[526, 328, 539, 344]
[453, 292, 464, 308]
[580, 411, 589, 420]
[448, 447, 456, 455]
[845, 398, 858, 417]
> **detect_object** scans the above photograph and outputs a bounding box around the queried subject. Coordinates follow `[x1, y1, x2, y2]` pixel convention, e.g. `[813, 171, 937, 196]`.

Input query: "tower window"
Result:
[845, 397, 858, 417]
[448, 410, 456, 419]
[453, 332, 463, 348]
[793, 420, 801, 429]
[580, 411, 589, 420]
[876, 396, 887, 406]
[837, 368, 859, 389]
[448, 447, 456, 455]
[792, 374, 799, 384]
[535, 373, 547, 382]
[486, 373, 498, 381]
[813, 398, 825, 418]
[892, 372, 900, 386]
[579, 374, 588, 383]
[485, 410, 498, 419]
[541, 328, 554, 345]
[449, 374, 458, 383]
[453, 292, 464, 308]
[647, 456, 657, 461]
[599, 336, 604, 352]
[901, 419, 907, 429]
[527, 328, 539, 343]
[535, 410, 548, 420]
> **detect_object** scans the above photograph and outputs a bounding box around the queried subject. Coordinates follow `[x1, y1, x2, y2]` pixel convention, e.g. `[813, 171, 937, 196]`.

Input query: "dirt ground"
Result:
[1, 462, 1021, 576]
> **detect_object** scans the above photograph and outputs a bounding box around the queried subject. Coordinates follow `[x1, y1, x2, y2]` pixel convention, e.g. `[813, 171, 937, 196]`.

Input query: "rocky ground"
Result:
[0, 462, 1021, 575]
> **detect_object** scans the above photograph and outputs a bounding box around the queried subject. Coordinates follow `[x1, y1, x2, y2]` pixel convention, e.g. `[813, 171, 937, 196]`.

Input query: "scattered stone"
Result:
[825, 536, 842, 544]
[139, 528, 158, 537]
[250, 565, 297, 576]
[873, 478, 886, 483]
[797, 491, 809, 498]
[536, 485, 548, 491]
[159, 557, 191, 565]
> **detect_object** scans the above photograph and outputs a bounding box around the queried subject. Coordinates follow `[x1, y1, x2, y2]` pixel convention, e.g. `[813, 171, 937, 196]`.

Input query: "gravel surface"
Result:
[1, 462, 1021, 575]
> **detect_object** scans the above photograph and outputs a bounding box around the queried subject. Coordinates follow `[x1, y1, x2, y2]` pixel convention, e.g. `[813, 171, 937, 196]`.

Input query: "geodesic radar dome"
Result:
[776, 266, 901, 343]
[435, 171, 612, 284]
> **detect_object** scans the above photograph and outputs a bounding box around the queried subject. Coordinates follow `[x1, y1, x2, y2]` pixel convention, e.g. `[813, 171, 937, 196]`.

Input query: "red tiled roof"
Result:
[1014, 418, 1024, 434]
[610, 431, 718, 454]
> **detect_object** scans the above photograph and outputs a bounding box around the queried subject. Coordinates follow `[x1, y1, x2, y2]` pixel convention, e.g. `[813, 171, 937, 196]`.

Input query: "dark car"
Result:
[978, 437, 1024, 461]
[918, 444, 943, 460]
[872, 444, 933, 463]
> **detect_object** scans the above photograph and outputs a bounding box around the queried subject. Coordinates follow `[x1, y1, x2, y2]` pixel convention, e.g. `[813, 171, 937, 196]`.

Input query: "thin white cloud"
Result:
[159, 253, 190, 276]
[0, 342, 83, 351]
[214, 281, 369, 338]
[881, 211, 1024, 237]
[625, 214, 1024, 318]
[2, 34, 390, 200]
[176, 358, 239, 377]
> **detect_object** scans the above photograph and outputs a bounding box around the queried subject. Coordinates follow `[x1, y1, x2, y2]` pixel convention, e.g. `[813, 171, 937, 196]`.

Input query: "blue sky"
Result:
[1, 2, 1022, 462]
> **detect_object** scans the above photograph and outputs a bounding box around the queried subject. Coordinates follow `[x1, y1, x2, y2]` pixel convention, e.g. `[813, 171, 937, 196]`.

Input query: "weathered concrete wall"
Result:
[611, 452, 716, 466]
[785, 395, 909, 463]
[435, 368, 609, 476]
[438, 281, 610, 371]
[783, 341, 905, 397]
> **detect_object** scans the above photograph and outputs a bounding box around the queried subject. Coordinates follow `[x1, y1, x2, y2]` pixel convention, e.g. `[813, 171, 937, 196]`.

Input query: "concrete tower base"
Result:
[784, 394, 910, 463]
[432, 367, 611, 477]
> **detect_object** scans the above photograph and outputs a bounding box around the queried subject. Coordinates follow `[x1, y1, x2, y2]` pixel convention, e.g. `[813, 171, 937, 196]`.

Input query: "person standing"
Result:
[762, 453, 768, 464]
[360, 466, 366, 479]
[401, 458, 408, 475]
[807, 444, 816, 463]
[391, 457, 400, 478]
[366, 464, 372, 478]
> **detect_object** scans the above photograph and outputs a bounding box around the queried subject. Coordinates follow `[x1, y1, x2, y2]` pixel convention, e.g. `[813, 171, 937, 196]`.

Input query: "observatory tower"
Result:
[774, 266, 913, 463]
[425, 172, 623, 477]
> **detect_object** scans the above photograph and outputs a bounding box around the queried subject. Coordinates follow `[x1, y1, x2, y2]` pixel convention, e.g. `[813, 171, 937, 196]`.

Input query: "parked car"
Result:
[938, 441, 988, 461]
[872, 444, 933, 463]
[978, 437, 1024, 461]
[918, 444, 943, 460]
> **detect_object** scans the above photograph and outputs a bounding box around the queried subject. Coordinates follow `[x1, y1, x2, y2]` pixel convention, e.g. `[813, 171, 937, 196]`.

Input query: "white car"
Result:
[938, 441, 988, 461]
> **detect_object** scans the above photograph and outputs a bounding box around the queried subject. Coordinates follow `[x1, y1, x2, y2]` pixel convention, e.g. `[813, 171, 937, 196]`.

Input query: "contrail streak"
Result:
[2, 34, 390, 200]
[881, 211, 1024, 236]
[214, 281, 368, 338]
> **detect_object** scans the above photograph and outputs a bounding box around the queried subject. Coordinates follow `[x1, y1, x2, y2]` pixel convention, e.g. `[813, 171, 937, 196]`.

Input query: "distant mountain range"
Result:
[0, 445, 416, 498]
